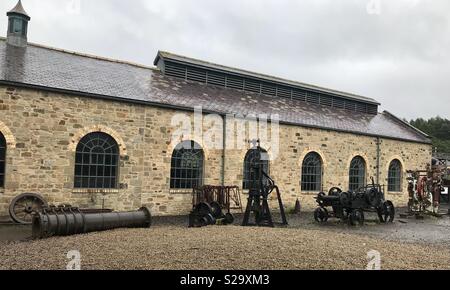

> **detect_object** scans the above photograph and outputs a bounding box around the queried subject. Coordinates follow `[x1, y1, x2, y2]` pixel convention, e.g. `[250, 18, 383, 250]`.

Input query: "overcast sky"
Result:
[1, 0, 449, 120]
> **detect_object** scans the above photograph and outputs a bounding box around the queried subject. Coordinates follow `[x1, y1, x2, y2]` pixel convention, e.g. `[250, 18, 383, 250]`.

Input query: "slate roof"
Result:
[0, 38, 431, 144]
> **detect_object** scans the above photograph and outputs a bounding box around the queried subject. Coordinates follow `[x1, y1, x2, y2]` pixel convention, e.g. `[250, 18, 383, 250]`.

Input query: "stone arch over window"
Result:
[0, 122, 16, 148]
[74, 132, 120, 189]
[70, 125, 127, 156]
[0, 132, 6, 188]
[170, 140, 204, 189]
[301, 152, 323, 192]
[242, 147, 270, 190]
[388, 159, 402, 192]
[349, 156, 367, 191]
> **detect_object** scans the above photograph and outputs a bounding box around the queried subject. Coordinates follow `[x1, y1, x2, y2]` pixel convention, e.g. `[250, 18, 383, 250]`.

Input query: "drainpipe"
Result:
[376, 137, 381, 184]
[221, 114, 227, 186]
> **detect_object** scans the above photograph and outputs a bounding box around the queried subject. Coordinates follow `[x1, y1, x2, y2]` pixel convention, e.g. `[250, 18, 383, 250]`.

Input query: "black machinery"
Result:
[188, 201, 234, 227]
[32, 205, 152, 239]
[242, 140, 288, 227]
[314, 178, 395, 226]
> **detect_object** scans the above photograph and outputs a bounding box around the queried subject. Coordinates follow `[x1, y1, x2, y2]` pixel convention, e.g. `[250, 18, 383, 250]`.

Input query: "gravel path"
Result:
[0, 214, 449, 270]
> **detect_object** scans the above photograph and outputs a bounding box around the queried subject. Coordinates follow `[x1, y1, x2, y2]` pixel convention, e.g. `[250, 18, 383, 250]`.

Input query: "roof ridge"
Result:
[156, 50, 380, 105]
[0, 37, 156, 70]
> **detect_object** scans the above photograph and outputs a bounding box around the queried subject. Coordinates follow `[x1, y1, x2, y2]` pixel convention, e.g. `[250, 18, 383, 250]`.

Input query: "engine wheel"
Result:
[378, 201, 395, 223]
[348, 209, 365, 226]
[314, 207, 329, 223]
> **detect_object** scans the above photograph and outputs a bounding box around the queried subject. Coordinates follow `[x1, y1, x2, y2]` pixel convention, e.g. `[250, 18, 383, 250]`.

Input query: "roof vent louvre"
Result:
[226, 76, 244, 90]
[157, 55, 379, 115]
[207, 71, 226, 86]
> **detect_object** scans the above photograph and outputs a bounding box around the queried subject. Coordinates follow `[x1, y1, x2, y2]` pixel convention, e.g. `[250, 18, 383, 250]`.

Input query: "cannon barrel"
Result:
[32, 206, 152, 239]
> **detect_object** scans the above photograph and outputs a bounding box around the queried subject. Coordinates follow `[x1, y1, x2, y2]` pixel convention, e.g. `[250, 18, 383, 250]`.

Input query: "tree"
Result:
[410, 117, 450, 153]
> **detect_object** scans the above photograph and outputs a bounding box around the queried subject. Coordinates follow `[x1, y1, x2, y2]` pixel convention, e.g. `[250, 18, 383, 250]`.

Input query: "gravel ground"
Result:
[0, 211, 449, 270]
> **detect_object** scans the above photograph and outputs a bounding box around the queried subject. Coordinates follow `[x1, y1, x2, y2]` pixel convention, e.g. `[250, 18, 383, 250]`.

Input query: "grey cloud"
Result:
[0, 0, 449, 120]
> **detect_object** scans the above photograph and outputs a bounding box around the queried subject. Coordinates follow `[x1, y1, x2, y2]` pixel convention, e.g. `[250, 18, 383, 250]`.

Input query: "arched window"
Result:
[0, 133, 6, 188]
[74, 132, 120, 189]
[170, 140, 204, 189]
[349, 156, 366, 191]
[242, 148, 270, 190]
[388, 159, 402, 192]
[301, 152, 323, 192]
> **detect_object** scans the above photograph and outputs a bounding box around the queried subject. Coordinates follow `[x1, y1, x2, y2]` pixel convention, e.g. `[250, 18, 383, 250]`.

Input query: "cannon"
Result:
[314, 178, 395, 226]
[32, 205, 152, 239]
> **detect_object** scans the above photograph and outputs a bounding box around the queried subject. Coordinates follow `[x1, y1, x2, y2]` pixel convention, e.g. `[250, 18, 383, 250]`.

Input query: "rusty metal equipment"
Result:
[32, 205, 152, 239]
[407, 159, 447, 215]
[314, 178, 395, 226]
[188, 201, 234, 227]
[192, 185, 243, 213]
[9, 193, 48, 224]
[242, 140, 288, 227]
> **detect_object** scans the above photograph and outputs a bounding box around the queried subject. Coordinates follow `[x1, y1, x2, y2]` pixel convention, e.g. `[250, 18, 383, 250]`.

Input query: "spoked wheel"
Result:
[314, 207, 329, 223]
[377, 201, 395, 223]
[348, 209, 365, 226]
[9, 193, 48, 224]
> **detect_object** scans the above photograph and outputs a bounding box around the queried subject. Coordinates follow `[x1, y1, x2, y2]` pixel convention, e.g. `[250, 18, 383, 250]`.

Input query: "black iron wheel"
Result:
[314, 207, 329, 223]
[205, 213, 216, 225]
[210, 201, 223, 218]
[348, 209, 365, 226]
[378, 201, 395, 223]
[194, 202, 212, 216]
[224, 213, 234, 225]
[328, 187, 342, 196]
[9, 193, 48, 224]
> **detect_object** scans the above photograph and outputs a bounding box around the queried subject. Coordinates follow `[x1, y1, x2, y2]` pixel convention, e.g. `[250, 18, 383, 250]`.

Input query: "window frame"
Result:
[170, 140, 204, 190]
[242, 147, 270, 190]
[301, 152, 323, 192]
[349, 156, 366, 191]
[0, 133, 6, 189]
[74, 132, 120, 190]
[388, 159, 402, 192]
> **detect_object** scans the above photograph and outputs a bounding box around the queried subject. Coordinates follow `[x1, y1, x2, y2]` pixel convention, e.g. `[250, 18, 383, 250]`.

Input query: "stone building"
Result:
[0, 2, 432, 217]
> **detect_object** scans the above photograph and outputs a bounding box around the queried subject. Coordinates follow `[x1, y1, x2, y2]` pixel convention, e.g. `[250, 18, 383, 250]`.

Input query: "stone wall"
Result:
[0, 85, 432, 216]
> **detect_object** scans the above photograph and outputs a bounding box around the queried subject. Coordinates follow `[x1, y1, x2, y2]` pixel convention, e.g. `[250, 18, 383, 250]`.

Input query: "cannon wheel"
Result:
[348, 209, 365, 226]
[314, 207, 329, 223]
[9, 193, 48, 224]
[377, 201, 395, 223]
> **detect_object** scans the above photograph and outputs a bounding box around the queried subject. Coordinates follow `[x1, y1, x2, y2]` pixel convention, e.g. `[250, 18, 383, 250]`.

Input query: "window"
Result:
[74, 132, 119, 189]
[170, 140, 204, 189]
[0, 133, 6, 188]
[388, 159, 402, 192]
[13, 18, 23, 34]
[301, 152, 323, 192]
[349, 156, 366, 191]
[242, 148, 270, 190]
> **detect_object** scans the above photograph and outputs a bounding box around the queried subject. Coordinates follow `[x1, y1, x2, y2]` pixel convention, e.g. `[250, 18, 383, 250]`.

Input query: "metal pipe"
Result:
[32, 206, 152, 239]
[376, 137, 381, 184]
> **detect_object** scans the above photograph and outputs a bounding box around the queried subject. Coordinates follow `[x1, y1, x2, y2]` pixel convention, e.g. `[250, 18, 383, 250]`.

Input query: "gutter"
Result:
[0, 80, 432, 145]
